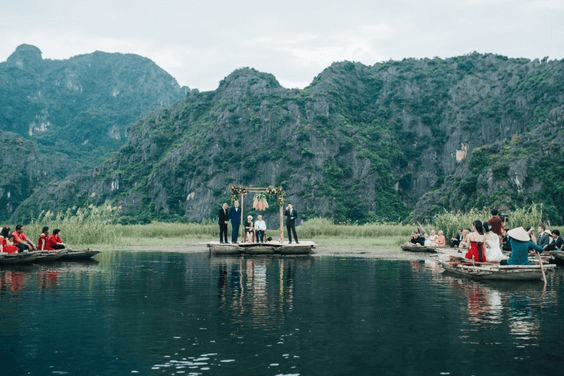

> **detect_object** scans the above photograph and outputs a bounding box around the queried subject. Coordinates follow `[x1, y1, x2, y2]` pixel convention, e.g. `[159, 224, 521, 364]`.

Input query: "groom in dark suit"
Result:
[218, 203, 229, 243]
[229, 200, 242, 243]
[284, 203, 299, 244]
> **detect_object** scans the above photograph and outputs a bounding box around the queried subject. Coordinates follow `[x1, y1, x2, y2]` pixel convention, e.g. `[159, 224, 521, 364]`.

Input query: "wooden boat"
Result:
[58, 249, 101, 260]
[551, 252, 564, 266]
[0, 252, 39, 265]
[207, 241, 315, 256]
[33, 250, 66, 263]
[0, 249, 101, 265]
[438, 256, 555, 281]
[401, 242, 437, 253]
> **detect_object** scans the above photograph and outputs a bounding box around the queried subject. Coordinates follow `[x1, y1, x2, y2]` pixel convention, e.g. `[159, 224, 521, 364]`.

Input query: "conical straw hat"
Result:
[507, 227, 530, 242]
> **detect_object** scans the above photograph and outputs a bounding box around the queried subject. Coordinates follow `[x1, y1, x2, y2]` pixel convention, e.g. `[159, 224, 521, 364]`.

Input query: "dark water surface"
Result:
[1, 251, 564, 375]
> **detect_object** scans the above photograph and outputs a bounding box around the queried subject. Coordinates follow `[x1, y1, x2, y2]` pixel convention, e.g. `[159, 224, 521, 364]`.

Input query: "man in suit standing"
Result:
[229, 199, 242, 243]
[218, 203, 229, 243]
[284, 203, 299, 244]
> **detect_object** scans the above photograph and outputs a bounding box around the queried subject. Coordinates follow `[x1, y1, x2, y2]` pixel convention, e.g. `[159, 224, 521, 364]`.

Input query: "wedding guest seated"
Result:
[537, 224, 551, 247]
[464, 220, 487, 262]
[409, 228, 425, 246]
[0, 227, 19, 253]
[244, 215, 255, 243]
[254, 215, 267, 243]
[451, 229, 463, 248]
[13, 224, 37, 252]
[425, 230, 438, 247]
[46, 228, 66, 250]
[436, 231, 446, 248]
[459, 229, 470, 250]
[37, 226, 50, 251]
[544, 229, 563, 252]
[483, 222, 504, 262]
[501, 227, 544, 265]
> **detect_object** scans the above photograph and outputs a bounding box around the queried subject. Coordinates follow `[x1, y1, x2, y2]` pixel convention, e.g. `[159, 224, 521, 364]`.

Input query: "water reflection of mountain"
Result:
[211, 256, 313, 329]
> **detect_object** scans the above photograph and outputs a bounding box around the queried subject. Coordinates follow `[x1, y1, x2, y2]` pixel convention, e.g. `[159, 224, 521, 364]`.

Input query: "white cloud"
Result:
[1, 0, 563, 91]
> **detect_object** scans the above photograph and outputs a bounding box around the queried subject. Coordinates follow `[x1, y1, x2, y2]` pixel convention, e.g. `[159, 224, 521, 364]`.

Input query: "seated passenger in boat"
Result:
[409, 228, 425, 246]
[544, 229, 563, 252]
[425, 230, 438, 247]
[451, 229, 463, 248]
[436, 231, 446, 248]
[244, 216, 255, 243]
[536, 224, 551, 247]
[459, 229, 470, 250]
[46, 229, 66, 250]
[465, 220, 487, 262]
[254, 215, 267, 243]
[483, 222, 504, 262]
[0, 227, 19, 253]
[13, 224, 37, 252]
[501, 227, 544, 265]
[37, 226, 50, 251]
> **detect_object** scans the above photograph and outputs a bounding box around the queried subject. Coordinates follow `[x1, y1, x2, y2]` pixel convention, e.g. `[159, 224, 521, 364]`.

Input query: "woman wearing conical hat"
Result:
[501, 227, 544, 265]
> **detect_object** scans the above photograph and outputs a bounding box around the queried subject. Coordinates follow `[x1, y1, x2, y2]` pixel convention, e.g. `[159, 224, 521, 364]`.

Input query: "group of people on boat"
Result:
[0, 225, 66, 253]
[410, 209, 563, 266]
[410, 228, 446, 248]
[218, 200, 299, 244]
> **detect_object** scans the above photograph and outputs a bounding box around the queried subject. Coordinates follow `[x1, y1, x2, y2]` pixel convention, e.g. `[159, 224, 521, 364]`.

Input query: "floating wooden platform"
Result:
[207, 241, 316, 256]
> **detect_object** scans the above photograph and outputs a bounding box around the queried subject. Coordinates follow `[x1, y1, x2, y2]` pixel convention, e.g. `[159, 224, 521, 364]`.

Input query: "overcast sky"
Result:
[1, 0, 563, 91]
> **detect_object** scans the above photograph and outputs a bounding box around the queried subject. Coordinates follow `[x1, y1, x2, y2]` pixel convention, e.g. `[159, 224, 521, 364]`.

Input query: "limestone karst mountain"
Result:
[7, 52, 564, 224]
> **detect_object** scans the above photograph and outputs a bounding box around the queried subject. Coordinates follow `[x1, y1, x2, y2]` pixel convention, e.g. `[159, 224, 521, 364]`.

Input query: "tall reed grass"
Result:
[26, 204, 121, 247]
[433, 204, 545, 240]
[298, 218, 413, 238]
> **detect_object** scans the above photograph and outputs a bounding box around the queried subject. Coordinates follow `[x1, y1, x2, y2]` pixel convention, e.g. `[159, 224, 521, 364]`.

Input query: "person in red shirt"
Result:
[13, 224, 37, 252]
[37, 226, 51, 251]
[487, 209, 505, 237]
[1, 227, 19, 253]
[46, 228, 66, 250]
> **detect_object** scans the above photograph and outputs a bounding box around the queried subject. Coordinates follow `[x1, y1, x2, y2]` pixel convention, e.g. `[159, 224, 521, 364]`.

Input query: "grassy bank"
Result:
[16, 203, 551, 250]
[21, 218, 411, 249]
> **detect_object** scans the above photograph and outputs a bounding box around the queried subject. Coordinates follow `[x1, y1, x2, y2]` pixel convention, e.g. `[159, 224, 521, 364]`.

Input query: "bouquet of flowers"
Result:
[253, 193, 269, 211]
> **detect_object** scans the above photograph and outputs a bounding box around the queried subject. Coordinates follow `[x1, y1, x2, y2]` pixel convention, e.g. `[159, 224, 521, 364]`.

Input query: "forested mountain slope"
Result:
[13, 53, 564, 224]
[0, 44, 186, 221]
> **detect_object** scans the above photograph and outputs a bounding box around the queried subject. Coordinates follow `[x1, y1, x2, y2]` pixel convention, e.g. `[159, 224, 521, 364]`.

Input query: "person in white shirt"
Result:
[254, 215, 267, 243]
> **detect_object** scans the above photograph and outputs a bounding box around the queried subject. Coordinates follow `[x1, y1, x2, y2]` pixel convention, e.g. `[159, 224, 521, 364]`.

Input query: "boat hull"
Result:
[401, 243, 437, 253]
[0, 249, 101, 265]
[439, 260, 555, 281]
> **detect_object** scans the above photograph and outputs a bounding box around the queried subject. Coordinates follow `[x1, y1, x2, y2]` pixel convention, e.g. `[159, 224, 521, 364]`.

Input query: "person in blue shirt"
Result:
[501, 227, 544, 265]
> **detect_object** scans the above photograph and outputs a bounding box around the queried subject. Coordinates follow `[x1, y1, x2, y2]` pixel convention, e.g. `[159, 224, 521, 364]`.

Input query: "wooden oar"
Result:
[537, 251, 547, 287]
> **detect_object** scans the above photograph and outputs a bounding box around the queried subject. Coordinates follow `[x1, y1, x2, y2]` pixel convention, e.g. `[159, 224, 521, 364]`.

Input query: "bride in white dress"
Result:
[483, 222, 504, 262]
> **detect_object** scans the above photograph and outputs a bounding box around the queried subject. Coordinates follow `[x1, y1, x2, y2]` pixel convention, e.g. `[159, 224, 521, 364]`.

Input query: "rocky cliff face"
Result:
[12, 54, 564, 224]
[0, 44, 187, 221]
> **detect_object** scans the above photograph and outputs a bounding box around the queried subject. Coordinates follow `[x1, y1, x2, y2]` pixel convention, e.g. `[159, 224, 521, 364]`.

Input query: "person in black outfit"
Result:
[284, 203, 299, 244]
[218, 203, 229, 243]
[545, 229, 563, 252]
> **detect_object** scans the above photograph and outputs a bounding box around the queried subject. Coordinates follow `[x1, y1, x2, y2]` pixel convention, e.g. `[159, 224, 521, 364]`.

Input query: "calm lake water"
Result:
[1, 251, 564, 376]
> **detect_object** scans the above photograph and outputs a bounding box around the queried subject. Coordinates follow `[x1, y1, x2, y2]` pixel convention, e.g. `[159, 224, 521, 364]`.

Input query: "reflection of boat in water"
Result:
[439, 256, 555, 281]
[207, 241, 315, 255]
[0, 249, 101, 265]
[401, 242, 437, 253]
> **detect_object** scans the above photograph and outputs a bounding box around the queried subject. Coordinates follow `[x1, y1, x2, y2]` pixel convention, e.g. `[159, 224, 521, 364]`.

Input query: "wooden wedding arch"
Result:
[230, 185, 286, 243]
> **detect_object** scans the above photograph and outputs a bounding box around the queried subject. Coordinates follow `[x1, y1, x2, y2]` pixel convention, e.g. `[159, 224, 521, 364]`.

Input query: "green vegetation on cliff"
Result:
[11, 53, 564, 225]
